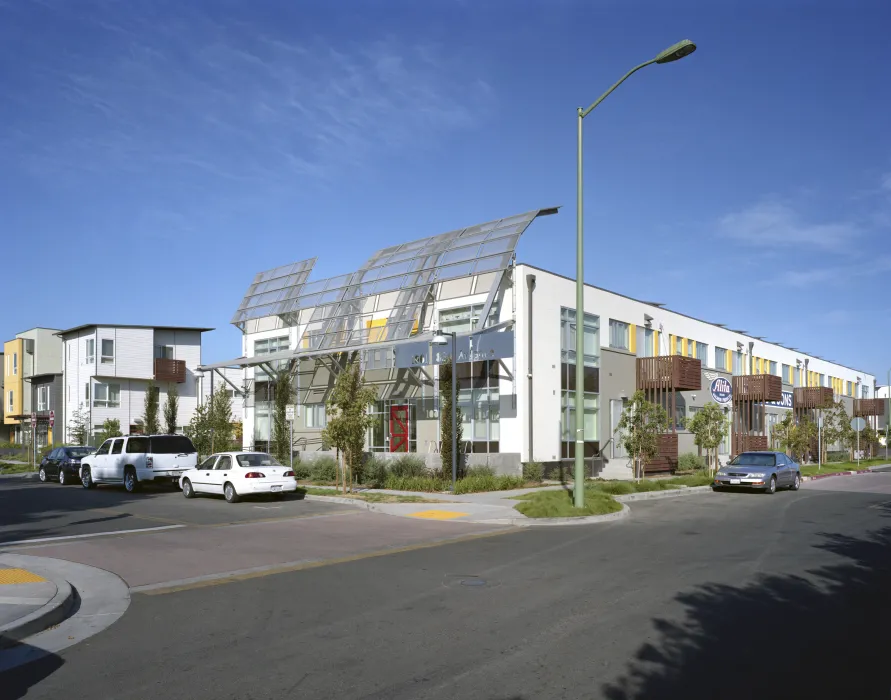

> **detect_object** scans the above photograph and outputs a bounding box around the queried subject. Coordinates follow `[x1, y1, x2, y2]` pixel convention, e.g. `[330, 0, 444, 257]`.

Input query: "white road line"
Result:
[0, 524, 185, 547]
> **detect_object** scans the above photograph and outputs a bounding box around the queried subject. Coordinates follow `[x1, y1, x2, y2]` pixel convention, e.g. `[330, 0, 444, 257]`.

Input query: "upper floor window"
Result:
[440, 304, 484, 335]
[6, 390, 12, 412]
[101, 339, 114, 364]
[732, 351, 743, 376]
[608, 320, 629, 351]
[305, 404, 327, 428]
[694, 342, 708, 363]
[37, 386, 49, 411]
[715, 347, 727, 371]
[154, 345, 174, 360]
[862, 385, 870, 399]
[768, 360, 778, 376]
[636, 327, 655, 357]
[254, 335, 290, 379]
[560, 308, 599, 368]
[85, 339, 95, 364]
[674, 336, 683, 356]
[12, 352, 17, 375]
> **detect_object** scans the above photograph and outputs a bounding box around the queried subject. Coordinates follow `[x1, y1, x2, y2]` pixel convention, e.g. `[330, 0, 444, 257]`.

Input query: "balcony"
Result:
[793, 387, 834, 410]
[732, 374, 782, 403]
[646, 433, 678, 474]
[732, 434, 768, 454]
[853, 399, 885, 417]
[636, 356, 701, 392]
[154, 358, 186, 383]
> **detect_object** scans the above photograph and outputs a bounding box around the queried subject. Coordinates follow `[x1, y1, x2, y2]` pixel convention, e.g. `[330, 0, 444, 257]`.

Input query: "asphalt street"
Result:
[3, 474, 891, 699]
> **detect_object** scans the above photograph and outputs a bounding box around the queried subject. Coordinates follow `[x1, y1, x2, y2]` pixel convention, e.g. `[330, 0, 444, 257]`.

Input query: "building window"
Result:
[93, 382, 121, 408]
[561, 390, 599, 441]
[636, 327, 655, 357]
[610, 399, 628, 458]
[560, 308, 599, 368]
[732, 351, 743, 376]
[608, 320, 629, 351]
[85, 339, 95, 364]
[154, 345, 174, 359]
[85, 383, 90, 402]
[715, 348, 727, 371]
[674, 336, 683, 356]
[439, 304, 485, 335]
[695, 342, 708, 363]
[6, 390, 12, 413]
[37, 386, 49, 411]
[768, 360, 778, 376]
[101, 339, 115, 364]
[305, 404, 327, 428]
[12, 352, 17, 375]
[254, 336, 290, 379]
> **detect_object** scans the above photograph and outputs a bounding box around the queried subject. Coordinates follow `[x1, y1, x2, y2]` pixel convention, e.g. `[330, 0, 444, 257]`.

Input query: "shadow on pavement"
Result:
[603, 520, 891, 700]
[0, 644, 64, 697]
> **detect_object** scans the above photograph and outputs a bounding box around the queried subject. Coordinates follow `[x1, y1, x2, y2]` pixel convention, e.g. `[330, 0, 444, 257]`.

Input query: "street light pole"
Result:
[887, 369, 890, 460]
[573, 39, 696, 508]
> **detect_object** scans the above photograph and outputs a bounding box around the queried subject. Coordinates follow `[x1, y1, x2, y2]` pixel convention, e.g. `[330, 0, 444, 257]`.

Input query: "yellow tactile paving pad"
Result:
[0, 568, 47, 584]
[408, 510, 469, 521]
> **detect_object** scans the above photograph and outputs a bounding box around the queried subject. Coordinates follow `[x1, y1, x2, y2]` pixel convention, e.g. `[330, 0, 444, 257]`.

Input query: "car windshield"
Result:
[730, 453, 776, 467]
[236, 453, 282, 468]
[65, 447, 93, 458]
[150, 436, 197, 454]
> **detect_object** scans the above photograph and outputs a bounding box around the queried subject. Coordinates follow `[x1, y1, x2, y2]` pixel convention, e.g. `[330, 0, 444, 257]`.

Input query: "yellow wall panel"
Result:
[629, 324, 637, 354]
[681, 338, 688, 357]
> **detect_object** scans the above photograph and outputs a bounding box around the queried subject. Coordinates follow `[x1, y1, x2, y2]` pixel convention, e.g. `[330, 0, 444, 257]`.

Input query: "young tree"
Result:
[142, 381, 160, 435]
[771, 413, 795, 454]
[439, 359, 464, 479]
[684, 402, 728, 475]
[271, 370, 292, 465]
[322, 357, 377, 493]
[821, 400, 851, 462]
[163, 384, 179, 434]
[185, 401, 212, 457]
[617, 391, 670, 481]
[210, 385, 234, 452]
[789, 417, 818, 463]
[95, 418, 122, 444]
[67, 406, 90, 446]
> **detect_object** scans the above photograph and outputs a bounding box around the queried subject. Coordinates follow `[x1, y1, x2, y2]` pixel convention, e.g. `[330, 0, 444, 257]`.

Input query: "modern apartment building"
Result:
[203, 208, 878, 477]
[58, 324, 212, 443]
[197, 366, 245, 423]
[2, 328, 64, 446]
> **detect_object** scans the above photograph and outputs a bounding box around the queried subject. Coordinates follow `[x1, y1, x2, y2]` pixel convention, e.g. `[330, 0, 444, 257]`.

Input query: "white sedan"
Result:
[179, 452, 298, 503]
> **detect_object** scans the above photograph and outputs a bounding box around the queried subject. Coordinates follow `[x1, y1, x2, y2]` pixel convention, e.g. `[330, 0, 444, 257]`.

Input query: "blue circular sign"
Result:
[710, 377, 732, 404]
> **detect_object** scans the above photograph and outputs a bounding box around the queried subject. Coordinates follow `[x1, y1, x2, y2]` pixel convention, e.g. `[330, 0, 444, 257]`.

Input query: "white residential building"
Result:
[59, 324, 211, 443]
[198, 366, 245, 423]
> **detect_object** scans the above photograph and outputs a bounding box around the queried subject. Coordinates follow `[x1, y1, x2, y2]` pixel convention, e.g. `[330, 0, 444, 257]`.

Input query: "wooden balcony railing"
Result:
[732, 434, 768, 455]
[732, 374, 782, 403]
[853, 398, 885, 417]
[646, 433, 679, 474]
[636, 356, 701, 392]
[154, 358, 186, 383]
[793, 387, 834, 410]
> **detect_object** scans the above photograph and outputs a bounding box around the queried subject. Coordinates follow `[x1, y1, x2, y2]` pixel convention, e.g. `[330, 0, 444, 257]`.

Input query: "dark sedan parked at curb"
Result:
[713, 451, 801, 494]
[39, 446, 95, 485]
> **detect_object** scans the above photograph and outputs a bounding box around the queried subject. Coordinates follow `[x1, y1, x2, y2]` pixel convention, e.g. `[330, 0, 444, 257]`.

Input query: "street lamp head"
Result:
[654, 39, 697, 64]
[431, 334, 449, 346]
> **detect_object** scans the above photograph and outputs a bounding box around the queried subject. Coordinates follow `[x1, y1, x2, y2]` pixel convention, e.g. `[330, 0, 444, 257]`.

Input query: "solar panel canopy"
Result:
[232, 208, 555, 349]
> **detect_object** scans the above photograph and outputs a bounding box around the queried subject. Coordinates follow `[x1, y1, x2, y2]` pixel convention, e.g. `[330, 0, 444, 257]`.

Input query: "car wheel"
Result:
[38, 467, 47, 483]
[791, 473, 801, 491]
[224, 482, 240, 503]
[766, 476, 777, 495]
[81, 466, 95, 489]
[124, 467, 139, 493]
[182, 479, 195, 499]
[58, 469, 68, 486]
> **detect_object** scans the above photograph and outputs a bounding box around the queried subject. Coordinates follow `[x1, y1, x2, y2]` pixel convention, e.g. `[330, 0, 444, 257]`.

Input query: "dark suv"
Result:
[38, 446, 95, 485]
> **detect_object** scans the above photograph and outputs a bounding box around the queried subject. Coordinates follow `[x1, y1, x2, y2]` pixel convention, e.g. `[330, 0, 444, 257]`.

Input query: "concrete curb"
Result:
[0, 471, 38, 480]
[614, 485, 713, 502]
[485, 503, 631, 527]
[802, 465, 891, 482]
[303, 494, 387, 514]
[0, 573, 76, 650]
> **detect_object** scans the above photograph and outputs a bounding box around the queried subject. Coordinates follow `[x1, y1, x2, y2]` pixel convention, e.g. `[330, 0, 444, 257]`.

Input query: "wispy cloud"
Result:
[718, 200, 860, 251]
[881, 173, 891, 192]
[778, 256, 891, 288]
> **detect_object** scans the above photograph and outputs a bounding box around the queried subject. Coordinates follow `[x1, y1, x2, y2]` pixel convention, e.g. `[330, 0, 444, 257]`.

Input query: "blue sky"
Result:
[2, 0, 889, 378]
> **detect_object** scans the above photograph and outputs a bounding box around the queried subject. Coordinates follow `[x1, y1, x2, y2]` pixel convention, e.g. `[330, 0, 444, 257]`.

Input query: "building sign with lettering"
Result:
[709, 377, 732, 404]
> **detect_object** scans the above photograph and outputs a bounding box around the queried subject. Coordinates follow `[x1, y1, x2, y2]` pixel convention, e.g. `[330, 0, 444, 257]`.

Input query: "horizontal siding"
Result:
[113, 328, 153, 379]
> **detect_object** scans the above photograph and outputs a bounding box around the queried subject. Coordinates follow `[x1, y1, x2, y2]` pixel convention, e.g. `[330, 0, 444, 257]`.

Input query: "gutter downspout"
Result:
[526, 274, 536, 463]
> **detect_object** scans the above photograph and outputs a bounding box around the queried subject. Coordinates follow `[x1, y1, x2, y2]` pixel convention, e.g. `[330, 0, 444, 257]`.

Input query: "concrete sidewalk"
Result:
[0, 561, 75, 651]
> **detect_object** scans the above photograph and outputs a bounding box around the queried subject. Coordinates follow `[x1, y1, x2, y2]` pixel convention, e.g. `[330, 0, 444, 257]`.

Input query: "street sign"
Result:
[394, 331, 515, 369]
[850, 417, 867, 431]
[285, 405, 295, 421]
[49, 410, 55, 428]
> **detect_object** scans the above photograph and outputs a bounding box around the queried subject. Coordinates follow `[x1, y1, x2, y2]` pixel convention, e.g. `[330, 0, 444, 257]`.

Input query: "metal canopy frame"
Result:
[231, 258, 317, 327]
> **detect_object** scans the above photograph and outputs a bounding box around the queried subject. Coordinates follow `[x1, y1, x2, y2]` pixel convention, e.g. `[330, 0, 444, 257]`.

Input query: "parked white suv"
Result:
[80, 434, 198, 492]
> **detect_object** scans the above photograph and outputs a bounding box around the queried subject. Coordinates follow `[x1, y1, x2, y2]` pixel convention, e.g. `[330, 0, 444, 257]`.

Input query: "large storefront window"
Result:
[368, 400, 418, 453]
[457, 360, 501, 453]
[560, 307, 600, 459]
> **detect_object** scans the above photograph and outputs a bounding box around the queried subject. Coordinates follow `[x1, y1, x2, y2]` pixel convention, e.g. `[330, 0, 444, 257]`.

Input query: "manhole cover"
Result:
[460, 577, 486, 587]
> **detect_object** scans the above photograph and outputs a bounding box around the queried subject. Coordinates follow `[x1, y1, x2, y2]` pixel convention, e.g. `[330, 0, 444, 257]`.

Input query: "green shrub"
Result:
[387, 454, 428, 478]
[677, 452, 707, 472]
[384, 475, 450, 492]
[308, 456, 338, 483]
[454, 474, 525, 494]
[522, 461, 544, 483]
[826, 451, 847, 463]
[291, 461, 311, 480]
[465, 465, 495, 478]
[362, 454, 388, 488]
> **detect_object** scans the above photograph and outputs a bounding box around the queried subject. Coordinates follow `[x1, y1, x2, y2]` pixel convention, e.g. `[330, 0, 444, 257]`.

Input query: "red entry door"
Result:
[389, 405, 410, 452]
